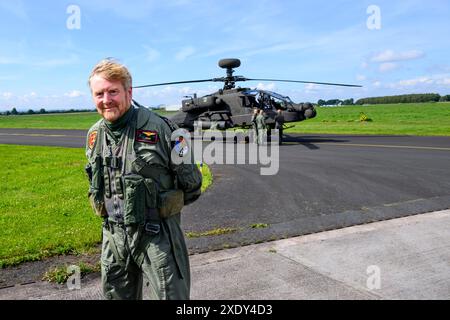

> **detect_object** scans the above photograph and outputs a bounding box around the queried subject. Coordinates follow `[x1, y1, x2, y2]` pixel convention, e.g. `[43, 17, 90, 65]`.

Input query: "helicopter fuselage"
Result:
[169, 87, 316, 130]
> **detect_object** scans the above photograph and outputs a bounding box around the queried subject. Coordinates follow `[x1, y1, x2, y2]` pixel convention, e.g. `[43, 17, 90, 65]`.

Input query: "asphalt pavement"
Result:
[0, 209, 449, 300]
[1, 129, 450, 254]
[1, 129, 449, 300]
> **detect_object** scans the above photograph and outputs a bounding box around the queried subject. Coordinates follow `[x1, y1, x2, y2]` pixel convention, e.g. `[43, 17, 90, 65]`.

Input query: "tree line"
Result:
[1, 108, 95, 116]
[317, 93, 450, 106]
[1, 105, 166, 116]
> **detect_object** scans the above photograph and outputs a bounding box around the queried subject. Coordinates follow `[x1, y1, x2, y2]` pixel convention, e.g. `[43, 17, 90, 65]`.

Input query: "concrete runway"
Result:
[2, 210, 449, 300]
[1, 128, 450, 253]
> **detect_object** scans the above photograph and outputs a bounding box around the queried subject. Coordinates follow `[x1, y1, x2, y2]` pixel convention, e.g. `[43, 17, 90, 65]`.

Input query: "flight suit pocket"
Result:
[144, 178, 158, 209]
[158, 189, 184, 218]
[87, 156, 107, 217]
[123, 174, 146, 225]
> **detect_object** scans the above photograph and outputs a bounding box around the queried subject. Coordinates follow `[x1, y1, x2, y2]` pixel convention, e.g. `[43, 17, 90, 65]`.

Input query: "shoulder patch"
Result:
[174, 135, 189, 157]
[136, 130, 159, 144]
[88, 131, 98, 150]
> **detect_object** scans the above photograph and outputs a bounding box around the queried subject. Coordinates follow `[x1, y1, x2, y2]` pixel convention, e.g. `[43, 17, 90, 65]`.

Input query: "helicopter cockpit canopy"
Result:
[243, 89, 294, 111]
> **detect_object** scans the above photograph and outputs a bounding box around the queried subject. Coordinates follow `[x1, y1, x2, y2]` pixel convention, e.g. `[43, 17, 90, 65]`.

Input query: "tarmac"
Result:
[0, 209, 449, 300]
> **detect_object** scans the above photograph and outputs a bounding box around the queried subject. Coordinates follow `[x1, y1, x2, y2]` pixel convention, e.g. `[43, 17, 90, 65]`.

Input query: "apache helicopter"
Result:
[133, 58, 361, 131]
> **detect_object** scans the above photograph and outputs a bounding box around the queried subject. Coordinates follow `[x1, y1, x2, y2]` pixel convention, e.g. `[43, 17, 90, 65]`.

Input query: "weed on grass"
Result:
[42, 261, 101, 284]
[185, 227, 238, 238]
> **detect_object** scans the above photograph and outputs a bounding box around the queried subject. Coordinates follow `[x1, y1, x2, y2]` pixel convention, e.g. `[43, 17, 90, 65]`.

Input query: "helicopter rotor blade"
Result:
[133, 79, 216, 88]
[243, 78, 362, 87]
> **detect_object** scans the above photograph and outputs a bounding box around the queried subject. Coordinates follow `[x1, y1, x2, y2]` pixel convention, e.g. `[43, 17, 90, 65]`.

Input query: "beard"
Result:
[98, 97, 130, 122]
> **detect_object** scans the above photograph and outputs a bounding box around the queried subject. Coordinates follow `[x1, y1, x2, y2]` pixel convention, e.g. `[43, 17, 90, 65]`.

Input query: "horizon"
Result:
[1, 1, 449, 112]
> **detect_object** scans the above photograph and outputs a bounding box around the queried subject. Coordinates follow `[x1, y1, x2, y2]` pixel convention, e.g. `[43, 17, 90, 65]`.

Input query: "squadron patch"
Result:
[88, 131, 97, 150]
[136, 130, 159, 144]
[174, 135, 189, 157]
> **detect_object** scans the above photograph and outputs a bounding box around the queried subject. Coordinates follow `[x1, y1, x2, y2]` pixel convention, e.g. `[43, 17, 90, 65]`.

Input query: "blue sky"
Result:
[1, 0, 449, 111]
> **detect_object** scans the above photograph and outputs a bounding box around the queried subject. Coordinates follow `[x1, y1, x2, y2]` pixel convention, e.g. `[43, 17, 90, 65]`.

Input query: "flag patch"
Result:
[174, 135, 189, 157]
[88, 131, 97, 150]
[136, 130, 159, 144]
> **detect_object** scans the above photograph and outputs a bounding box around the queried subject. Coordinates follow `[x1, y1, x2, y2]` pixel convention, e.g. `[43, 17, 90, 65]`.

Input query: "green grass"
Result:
[0, 144, 212, 268]
[199, 162, 212, 193]
[285, 102, 450, 136]
[0, 110, 177, 130]
[2, 103, 450, 136]
[0, 145, 100, 267]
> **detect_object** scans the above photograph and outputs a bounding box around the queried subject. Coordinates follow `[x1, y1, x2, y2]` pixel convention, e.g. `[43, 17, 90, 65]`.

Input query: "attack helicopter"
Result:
[133, 58, 361, 130]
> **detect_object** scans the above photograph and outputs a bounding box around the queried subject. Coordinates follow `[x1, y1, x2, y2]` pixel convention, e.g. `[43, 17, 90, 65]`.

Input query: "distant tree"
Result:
[356, 93, 441, 105]
[439, 95, 450, 102]
[317, 99, 326, 106]
[5, 111, 11, 116]
[11, 107, 18, 115]
[325, 99, 342, 106]
[39, 108, 46, 114]
[27, 109, 35, 114]
[343, 98, 354, 105]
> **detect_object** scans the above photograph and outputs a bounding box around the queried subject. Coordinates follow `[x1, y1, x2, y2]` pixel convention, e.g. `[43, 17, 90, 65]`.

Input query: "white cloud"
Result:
[386, 74, 450, 89]
[143, 46, 160, 62]
[436, 78, 450, 85]
[64, 90, 85, 98]
[379, 62, 398, 72]
[398, 77, 433, 87]
[256, 82, 276, 91]
[32, 54, 79, 67]
[0, 56, 23, 65]
[175, 46, 196, 61]
[0, 0, 28, 20]
[1, 92, 13, 99]
[371, 50, 425, 63]
[356, 75, 366, 81]
[373, 81, 381, 87]
[134, 84, 221, 106]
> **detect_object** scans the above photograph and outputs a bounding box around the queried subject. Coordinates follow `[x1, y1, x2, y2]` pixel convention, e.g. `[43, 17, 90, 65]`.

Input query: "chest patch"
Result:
[136, 130, 159, 144]
[88, 131, 98, 150]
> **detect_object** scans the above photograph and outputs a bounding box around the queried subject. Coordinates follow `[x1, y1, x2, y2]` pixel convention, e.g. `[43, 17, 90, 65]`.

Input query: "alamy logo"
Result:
[170, 123, 280, 176]
[367, 5, 381, 30]
[366, 265, 381, 290]
[66, 5, 81, 30]
[67, 265, 81, 290]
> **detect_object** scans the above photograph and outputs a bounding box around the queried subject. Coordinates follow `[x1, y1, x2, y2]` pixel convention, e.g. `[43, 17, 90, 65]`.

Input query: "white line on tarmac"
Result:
[316, 142, 450, 151]
[0, 133, 85, 138]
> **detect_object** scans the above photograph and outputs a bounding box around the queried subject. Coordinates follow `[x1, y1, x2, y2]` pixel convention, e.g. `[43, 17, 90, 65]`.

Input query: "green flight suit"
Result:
[85, 105, 202, 300]
[251, 112, 258, 144]
[255, 113, 267, 145]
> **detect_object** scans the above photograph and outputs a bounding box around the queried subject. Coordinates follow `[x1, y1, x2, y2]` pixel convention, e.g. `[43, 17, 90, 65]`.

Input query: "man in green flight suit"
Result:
[255, 109, 267, 145]
[85, 58, 202, 300]
[250, 107, 259, 144]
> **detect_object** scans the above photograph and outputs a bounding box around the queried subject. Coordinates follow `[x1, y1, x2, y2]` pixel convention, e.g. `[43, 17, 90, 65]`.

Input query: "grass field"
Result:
[285, 102, 450, 136]
[0, 144, 212, 268]
[1, 103, 449, 135]
[0, 110, 177, 130]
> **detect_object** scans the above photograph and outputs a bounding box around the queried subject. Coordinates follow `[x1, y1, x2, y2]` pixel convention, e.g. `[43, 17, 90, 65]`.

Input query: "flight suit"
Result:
[251, 112, 258, 143]
[274, 112, 285, 145]
[255, 113, 267, 145]
[85, 105, 202, 300]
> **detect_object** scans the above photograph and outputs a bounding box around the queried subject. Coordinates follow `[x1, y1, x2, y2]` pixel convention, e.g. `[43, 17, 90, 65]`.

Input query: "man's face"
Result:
[90, 74, 132, 122]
